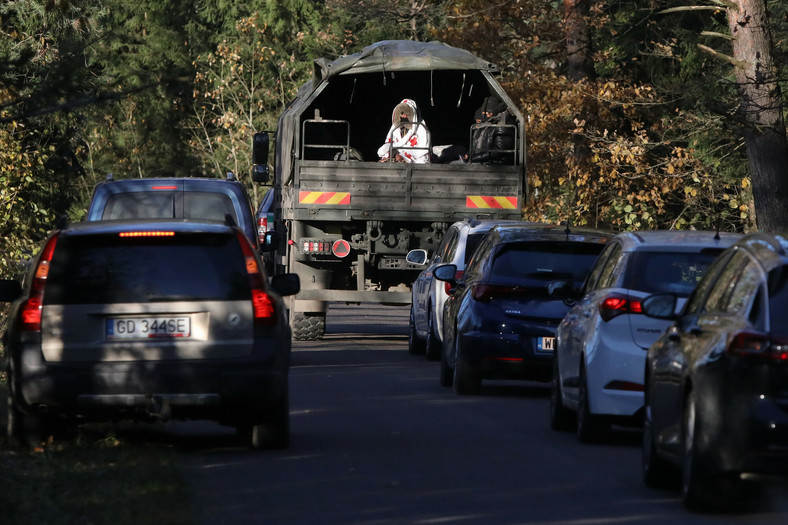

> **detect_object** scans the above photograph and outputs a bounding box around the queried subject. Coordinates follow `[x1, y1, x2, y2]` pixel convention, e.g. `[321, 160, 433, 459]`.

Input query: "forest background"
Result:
[2, 0, 787, 278]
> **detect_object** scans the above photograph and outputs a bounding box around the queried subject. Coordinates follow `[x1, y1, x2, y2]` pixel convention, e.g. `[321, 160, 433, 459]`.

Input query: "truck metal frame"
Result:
[253, 40, 526, 340]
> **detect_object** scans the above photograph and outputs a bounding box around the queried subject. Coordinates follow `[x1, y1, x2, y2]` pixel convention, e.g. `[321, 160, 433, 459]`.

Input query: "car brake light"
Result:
[119, 231, 175, 237]
[471, 283, 524, 302]
[728, 331, 788, 361]
[236, 230, 276, 325]
[20, 234, 59, 332]
[445, 270, 464, 294]
[599, 294, 642, 322]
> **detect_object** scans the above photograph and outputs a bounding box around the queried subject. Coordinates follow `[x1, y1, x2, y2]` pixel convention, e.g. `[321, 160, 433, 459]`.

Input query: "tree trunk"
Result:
[563, 0, 594, 217]
[727, 0, 788, 231]
[564, 0, 594, 81]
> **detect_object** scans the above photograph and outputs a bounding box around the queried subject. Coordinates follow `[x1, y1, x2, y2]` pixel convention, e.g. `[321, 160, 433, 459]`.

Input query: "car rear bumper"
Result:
[585, 336, 646, 417]
[13, 346, 289, 423]
[458, 330, 552, 382]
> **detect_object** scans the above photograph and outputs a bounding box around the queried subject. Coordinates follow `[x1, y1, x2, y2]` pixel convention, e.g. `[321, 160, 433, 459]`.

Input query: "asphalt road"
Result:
[162, 304, 788, 524]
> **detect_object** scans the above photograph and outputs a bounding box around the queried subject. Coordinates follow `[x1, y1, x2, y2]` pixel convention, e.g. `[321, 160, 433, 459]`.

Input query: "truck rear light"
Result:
[301, 239, 333, 255]
[728, 331, 788, 361]
[599, 294, 642, 322]
[236, 230, 276, 325]
[257, 216, 268, 244]
[20, 234, 59, 332]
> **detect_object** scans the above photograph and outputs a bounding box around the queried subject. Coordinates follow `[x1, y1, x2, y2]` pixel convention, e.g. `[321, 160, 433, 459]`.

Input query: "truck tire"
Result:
[292, 312, 326, 341]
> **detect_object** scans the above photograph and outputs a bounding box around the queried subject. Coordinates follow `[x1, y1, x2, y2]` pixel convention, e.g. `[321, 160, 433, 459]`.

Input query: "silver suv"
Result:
[0, 219, 299, 449]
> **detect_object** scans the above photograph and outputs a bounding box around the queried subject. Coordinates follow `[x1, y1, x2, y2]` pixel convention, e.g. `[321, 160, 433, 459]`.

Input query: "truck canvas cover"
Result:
[274, 40, 522, 185]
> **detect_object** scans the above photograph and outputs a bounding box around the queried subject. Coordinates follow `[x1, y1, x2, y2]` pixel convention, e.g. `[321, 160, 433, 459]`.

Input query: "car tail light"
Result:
[728, 331, 788, 361]
[20, 234, 59, 332]
[445, 270, 464, 294]
[599, 294, 642, 322]
[471, 283, 525, 302]
[236, 230, 276, 325]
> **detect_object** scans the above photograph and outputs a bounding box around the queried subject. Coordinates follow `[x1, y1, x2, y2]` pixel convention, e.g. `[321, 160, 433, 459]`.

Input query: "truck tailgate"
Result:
[292, 161, 523, 221]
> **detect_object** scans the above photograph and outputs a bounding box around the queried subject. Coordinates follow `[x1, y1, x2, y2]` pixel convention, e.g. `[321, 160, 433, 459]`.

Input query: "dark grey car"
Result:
[0, 219, 299, 449]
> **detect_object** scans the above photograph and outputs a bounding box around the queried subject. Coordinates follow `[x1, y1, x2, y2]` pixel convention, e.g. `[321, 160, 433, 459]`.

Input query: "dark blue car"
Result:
[434, 223, 612, 395]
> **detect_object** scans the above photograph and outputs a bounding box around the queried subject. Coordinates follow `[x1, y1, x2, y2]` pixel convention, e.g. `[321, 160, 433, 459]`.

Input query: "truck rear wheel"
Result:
[292, 312, 326, 341]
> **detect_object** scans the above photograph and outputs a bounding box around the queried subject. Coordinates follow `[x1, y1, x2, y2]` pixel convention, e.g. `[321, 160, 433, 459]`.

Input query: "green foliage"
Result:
[187, 2, 349, 203]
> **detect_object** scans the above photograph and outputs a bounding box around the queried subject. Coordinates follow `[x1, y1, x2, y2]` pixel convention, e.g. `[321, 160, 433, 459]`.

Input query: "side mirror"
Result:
[252, 132, 270, 184]
[432, 264, 458, 283]
[0, 279, 22, 302]
[271, 273, 300, 297]
[641, 293, 679, 320]
[260, 231, 280, 252]
[406, 249, 428, 266]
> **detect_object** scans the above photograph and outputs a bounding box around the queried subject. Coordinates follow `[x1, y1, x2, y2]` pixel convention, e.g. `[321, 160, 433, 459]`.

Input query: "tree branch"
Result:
[658, 6, 726, 15]
[697, 44, 747, 68]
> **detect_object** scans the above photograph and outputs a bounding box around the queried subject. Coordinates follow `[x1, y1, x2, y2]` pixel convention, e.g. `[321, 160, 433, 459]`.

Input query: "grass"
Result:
[0, 383, 195, 525]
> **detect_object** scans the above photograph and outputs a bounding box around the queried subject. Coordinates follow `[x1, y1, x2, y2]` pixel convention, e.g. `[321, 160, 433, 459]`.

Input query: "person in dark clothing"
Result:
[470, 96, 516, 165]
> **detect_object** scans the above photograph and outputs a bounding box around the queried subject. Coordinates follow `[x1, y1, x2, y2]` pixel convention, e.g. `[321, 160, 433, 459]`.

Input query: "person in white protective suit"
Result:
[377, 99, 431, 163]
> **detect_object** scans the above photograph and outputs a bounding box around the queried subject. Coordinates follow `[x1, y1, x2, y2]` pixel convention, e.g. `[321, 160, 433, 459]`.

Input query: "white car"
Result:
[551, 230, 742, 443]
[407, 218, 525, 360]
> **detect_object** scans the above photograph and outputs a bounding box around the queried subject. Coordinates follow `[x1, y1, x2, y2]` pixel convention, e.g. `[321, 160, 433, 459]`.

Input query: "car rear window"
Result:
[101, 191, 237, 223]
[624, 250, 723, 296]
[490, 241, 605, 285]
[44, 233, 251, 304]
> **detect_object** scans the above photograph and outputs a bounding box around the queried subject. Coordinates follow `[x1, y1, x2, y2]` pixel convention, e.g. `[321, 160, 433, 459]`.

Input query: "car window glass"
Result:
[596, 243, 623, 289]
[724, 257, 762, 314]
[583, 242, 615, 292]
[623, 250, 723, 296]
[683, 251, 733, 314]
[103, 193, 176, 220]
[184, 192, 237, 222]
[442, 229, 461, 263]
[463, 234, 493, 281]
[463, 233, 486, 265]
[703, 251, 749, 314]
[767, 264, 788, 337]
[490, 241, 606, 287]
[433, 228, 457, 264]
[45, 233, 250, 304]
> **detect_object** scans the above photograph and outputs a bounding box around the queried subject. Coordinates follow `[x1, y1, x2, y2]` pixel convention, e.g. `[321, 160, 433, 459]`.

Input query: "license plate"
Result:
[107, 317, 191, 339]
[537, 336, 555, 352]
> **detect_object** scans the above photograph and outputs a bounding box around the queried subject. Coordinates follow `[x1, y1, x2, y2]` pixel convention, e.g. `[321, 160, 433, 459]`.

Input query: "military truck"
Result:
[253, 40, 526, 340]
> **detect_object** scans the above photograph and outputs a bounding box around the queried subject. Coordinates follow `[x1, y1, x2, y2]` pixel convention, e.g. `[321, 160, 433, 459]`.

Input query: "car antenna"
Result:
[714, 217, 721, 240]
[563, 219, 571, 238]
